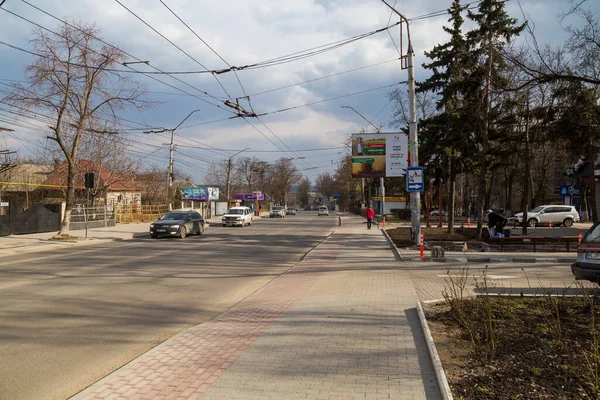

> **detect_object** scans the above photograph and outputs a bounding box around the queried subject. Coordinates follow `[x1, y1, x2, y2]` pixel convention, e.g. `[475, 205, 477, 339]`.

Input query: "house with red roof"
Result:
[42, 160, 142, 209]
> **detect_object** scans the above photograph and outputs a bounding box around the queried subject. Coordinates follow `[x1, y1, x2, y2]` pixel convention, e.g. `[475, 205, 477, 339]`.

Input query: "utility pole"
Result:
[163, 109, 201, 201]
[380, 0, 421, 245]
[226, 148, 249, 207]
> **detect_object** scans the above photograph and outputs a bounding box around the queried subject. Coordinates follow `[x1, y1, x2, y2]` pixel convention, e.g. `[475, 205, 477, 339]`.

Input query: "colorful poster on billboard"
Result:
[351, 133, 408, 178]
[179, 187, 220, 201]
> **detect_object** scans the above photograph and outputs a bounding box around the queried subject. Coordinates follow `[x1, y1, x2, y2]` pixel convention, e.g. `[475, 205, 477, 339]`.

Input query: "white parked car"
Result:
[270, 206, 285, 218]
[222, 206, 253, 227]
[511, 205, 580, 227]
[318, 206, 329, 216]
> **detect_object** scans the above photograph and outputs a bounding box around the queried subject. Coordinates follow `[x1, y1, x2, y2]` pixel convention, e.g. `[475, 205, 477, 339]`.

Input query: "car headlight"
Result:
[236, 217, 242, 220]
[150, 224, 154, 228]
[169, 224, 180, 228]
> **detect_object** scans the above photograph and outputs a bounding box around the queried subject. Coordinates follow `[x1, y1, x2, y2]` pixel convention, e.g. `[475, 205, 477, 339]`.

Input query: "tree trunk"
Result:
[447, 156, 457, 233]
[581, 178, 589, 223]
[58, 161, 75, 236]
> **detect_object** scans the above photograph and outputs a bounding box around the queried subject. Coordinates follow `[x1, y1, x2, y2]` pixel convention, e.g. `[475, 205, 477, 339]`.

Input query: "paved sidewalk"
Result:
[70, 215, 440, 400]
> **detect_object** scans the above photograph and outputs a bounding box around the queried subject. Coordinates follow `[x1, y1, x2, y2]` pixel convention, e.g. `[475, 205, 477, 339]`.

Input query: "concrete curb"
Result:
[416, 301, 453, 400]
[381, 228, 403, 261]
[399, 255, 576, 264]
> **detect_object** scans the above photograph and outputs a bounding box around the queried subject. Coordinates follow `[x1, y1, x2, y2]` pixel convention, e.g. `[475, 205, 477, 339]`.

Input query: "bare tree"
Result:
[506, 2, 600, 89]
[269, 158, 302, 206]
[5, 21, 147, 237]
[315, 172, 336, 199]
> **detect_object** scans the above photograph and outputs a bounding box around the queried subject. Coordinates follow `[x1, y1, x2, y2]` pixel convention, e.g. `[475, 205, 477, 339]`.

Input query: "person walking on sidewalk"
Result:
[366, 206, 375, 229]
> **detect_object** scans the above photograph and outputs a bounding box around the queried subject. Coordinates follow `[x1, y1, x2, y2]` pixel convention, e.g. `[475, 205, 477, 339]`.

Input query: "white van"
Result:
[222, 206, 253, 227]
[318, 206, 329, 216]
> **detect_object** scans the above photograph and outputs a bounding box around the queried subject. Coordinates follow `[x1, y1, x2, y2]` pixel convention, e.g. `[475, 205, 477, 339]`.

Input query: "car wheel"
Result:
[198, 226, 204, 235]
[249, 219, 252, 226]
[527, 218, 537, 227]
[563, 218, 574, 227]
[179, 226, 187, 238]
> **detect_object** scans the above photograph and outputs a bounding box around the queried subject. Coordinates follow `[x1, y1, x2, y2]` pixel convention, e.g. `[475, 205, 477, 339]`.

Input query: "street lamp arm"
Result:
[341, 105, 380, 132]
[173, 108, 201, 131]
[380, 0, 412, 52]
[229, 147, 250, 160]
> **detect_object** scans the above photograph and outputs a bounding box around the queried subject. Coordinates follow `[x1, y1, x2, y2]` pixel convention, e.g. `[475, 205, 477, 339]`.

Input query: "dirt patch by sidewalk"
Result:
[424, 296, 600, 399]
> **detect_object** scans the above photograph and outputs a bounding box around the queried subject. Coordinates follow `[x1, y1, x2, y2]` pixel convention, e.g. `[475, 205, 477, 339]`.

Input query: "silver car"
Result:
[512, 205, 580, 227]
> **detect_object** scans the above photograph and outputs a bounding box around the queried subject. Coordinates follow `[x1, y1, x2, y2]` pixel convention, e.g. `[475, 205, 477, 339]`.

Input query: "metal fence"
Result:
[114, 204, 169, 224]
[70, 205, 115, 230]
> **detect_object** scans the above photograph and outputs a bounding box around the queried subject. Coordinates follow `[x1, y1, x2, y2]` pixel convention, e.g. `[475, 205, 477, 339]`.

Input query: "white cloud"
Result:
[1, 0, 596, 182]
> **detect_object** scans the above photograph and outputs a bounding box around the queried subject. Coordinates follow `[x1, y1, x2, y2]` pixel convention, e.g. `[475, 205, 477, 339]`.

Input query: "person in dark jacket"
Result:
[487, 209, 507, 237]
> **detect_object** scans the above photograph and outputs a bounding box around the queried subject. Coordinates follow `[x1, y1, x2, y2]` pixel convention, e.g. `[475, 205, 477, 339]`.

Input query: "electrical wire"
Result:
[256, 81, 407, 118]
[15, 1, 238, 115]
[114, 0, 234, 100]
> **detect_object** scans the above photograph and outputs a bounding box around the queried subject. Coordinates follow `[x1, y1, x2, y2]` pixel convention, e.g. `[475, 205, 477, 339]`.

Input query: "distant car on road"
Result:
[270, 206, 285, 218]
[286, 207, 297, 215]
[222, 206, 253, 227]
[571, 222, 600, 283]
[511, 205, 580, 227]
[318, 206, 329, 216]
[150, 211, 204, 239]
[430, 209, 445, 216]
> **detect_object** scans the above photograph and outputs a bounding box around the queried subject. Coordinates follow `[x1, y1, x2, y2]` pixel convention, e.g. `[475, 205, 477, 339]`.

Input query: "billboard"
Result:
[351, 133, 408, 178]
[232, 192, 265, 200]
[179, 187, 219, 201]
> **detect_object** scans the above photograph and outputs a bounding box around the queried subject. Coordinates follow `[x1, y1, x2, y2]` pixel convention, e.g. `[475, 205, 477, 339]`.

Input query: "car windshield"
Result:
[530, 206, 544, 213]
[584, 224, 600, 243]
[161, 212, 187, 220]
[227, 209, 244, 215]
[319, 207, 327, 210]
[272, 206, 282, 211]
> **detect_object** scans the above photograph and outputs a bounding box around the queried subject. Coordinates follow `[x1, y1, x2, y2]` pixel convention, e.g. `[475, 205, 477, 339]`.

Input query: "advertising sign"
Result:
[386, 134, 409, 177]
[179, 187, 219, 201]
[351, 133, 408, 178]
[232, 193, 265, 200]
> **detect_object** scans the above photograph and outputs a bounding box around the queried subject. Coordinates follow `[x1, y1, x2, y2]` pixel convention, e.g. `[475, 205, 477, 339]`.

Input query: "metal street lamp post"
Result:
[164, 109, 201, 202]
[380, 0, 421, 245]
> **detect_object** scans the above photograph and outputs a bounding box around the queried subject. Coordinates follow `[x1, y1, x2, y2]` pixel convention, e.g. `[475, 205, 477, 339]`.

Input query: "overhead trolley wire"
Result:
[114, 0, 234, 100]
[16, 0, 238, 115]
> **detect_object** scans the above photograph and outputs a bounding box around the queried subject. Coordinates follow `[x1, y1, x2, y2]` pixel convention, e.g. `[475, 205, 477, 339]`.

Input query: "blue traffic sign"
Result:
[406, 167, 424, 192]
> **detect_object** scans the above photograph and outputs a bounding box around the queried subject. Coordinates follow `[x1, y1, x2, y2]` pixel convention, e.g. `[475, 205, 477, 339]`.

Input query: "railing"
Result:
[114, 204, 169, 223]
[71, 205, 115, 224]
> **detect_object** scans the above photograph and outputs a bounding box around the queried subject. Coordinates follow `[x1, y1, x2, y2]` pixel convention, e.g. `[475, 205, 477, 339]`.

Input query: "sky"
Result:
[0, 0, 595, 184]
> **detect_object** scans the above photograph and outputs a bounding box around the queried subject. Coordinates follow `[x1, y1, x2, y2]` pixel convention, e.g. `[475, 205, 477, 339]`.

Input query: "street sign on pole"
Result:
[406, 167, 424, 192]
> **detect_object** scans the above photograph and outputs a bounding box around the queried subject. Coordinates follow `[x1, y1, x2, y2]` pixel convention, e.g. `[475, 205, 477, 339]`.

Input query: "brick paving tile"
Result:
[71, 215, 440, 400]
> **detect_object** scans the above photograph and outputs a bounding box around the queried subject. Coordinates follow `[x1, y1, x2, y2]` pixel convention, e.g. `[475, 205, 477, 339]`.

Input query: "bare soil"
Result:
[424, 296, 600, 399]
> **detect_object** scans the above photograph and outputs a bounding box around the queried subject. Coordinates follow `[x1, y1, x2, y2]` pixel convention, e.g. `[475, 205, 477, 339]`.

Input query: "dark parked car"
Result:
[572, 222, 600, 283]
[150, 211, 204, 239]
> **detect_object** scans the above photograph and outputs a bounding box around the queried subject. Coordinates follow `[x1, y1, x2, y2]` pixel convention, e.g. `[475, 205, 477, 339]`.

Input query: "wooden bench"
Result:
[491, 235, 580, 252]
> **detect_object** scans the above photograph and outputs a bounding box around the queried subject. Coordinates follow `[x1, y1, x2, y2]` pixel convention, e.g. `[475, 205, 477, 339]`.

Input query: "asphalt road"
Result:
[0, 212, 338, 400]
